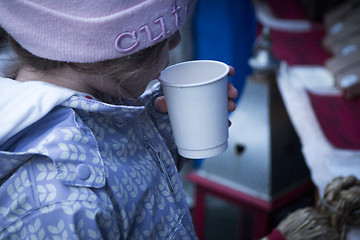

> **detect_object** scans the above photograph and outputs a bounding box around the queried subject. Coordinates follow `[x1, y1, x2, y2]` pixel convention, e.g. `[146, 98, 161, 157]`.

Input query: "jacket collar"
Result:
[0, 77, 76, 146]
[0, 73, 148, 188]
[0, 77, 147, 146]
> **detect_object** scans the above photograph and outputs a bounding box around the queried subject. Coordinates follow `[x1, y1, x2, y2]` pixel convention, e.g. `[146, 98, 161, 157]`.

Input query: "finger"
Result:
[154, 96, 168, 113]
[228, 100, 236, 112]
[228, 82, 239, 99]
[228, 66, 235, 77]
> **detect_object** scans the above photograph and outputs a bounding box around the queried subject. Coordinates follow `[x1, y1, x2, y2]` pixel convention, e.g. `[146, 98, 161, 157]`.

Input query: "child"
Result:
[0, 0, 238, 239]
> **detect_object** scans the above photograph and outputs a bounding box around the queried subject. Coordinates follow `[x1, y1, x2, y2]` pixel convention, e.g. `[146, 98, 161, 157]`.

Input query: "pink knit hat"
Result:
[0, 0, 196, 63]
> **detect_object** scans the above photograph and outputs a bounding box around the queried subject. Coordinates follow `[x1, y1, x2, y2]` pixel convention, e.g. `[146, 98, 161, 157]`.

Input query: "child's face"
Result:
[88, 31, 181, 99]
[119, 31, 181, 98]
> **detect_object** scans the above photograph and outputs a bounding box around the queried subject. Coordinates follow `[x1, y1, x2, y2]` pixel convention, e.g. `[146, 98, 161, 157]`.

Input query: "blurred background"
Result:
[171, 0, 360, 239]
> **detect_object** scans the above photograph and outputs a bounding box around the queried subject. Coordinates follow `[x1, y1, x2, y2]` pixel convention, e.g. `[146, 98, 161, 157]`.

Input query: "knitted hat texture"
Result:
[0, 0, 196, 62]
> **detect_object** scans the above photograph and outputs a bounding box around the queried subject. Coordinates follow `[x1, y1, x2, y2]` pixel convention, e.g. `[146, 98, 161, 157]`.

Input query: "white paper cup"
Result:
[159, 60, 230, 159]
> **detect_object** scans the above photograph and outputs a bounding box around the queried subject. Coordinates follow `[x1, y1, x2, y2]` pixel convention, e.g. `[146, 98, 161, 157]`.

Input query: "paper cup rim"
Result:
[158, 60, 230, 87]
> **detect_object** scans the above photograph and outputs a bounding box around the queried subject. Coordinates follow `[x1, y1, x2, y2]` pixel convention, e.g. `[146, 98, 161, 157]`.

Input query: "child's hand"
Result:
[154, 66, 238, 116]
[227, 66, 238, 112]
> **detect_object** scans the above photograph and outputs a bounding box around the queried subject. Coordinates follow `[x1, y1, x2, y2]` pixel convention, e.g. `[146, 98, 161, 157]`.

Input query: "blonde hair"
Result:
[8, 36, 168, 98]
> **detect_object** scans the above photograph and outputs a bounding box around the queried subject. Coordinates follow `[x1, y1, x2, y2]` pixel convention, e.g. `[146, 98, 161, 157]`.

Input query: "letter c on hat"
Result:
[115, 31, 140, 53]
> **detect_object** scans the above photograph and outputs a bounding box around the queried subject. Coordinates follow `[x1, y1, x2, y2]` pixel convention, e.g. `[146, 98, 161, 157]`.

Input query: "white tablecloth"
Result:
[277, 62, 360, 239]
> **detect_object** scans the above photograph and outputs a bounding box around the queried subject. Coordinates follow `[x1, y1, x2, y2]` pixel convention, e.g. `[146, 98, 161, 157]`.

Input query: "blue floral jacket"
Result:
[0, 77, 197, 240]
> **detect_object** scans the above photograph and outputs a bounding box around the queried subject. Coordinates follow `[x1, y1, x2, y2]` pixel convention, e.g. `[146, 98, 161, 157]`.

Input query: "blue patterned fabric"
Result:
[0, 80, 198, 240]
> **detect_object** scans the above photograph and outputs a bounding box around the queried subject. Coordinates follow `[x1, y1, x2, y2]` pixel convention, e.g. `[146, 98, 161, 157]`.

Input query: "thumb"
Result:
[154, 96, 168, 113]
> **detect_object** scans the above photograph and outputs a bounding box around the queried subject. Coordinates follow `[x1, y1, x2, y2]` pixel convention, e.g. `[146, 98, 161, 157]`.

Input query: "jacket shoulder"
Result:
[2, 106, 106, 189]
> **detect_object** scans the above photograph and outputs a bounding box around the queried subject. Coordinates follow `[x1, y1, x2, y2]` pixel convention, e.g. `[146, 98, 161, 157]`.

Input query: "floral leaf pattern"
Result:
[0, 88, 197, 239]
